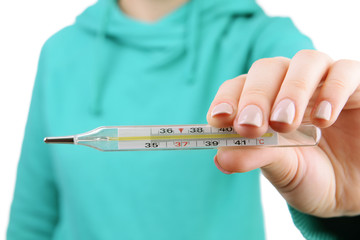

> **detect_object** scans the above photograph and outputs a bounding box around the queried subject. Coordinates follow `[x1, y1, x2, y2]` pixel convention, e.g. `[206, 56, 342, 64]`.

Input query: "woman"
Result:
[8, 0, 360, 239]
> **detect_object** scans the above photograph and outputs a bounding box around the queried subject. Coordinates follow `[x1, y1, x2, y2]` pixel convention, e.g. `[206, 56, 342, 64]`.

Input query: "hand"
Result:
[207, 50, 360, 218]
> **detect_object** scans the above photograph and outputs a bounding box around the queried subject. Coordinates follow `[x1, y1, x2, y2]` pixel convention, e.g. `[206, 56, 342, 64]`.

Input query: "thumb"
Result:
[215, 147, 305, 192]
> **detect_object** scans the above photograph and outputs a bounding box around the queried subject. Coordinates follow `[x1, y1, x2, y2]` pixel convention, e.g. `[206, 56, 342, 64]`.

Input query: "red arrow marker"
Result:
[179, 128, 184, 133]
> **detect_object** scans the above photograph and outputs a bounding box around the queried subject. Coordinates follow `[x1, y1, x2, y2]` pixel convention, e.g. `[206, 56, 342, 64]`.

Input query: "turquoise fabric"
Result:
[7, 0, 315, 239]
[289, 206, 360, 239]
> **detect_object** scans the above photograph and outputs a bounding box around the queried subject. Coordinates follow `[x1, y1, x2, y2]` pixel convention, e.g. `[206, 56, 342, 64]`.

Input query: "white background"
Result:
[0, 0, 359, 239]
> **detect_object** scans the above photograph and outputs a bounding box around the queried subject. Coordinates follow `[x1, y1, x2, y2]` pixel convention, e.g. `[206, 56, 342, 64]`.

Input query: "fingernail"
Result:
[270, 99, 295, 124]
[214, 156, 232, 175]
[237, 105, 263, 127]
[211, 103, 233, 117]
[315, 101, 332, 120]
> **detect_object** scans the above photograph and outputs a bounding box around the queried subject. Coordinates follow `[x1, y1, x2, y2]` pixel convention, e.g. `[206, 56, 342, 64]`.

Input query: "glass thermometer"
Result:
[44, 124, 321, 152]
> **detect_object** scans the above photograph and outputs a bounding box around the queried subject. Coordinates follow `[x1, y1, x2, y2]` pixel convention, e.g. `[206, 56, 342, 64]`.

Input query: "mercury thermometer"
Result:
[44, 124, 321, 151]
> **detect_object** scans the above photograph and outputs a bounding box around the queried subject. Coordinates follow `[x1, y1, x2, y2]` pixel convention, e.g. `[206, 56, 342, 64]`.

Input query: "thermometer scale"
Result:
[44, 124, 321, 151]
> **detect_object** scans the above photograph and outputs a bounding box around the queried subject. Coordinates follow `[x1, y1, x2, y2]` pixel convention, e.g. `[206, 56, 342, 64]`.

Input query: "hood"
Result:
[75, 0, 261, 115]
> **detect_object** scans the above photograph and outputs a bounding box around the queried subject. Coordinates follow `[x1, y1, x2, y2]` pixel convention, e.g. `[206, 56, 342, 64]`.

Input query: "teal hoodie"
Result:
[9, 0, 350, 239]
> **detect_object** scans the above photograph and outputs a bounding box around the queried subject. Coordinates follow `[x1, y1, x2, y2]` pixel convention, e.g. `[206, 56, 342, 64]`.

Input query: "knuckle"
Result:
[295, 49, 331, 62]
[251, 57, 288, 70]
[325, 77, 346, 90]
[251, 58, 273, 68]
[235, 74, 247, 80]
[216, 79, 236, 93]
[333, 59, 351, 66]
[296, 49, 317, 56]
[272, 56, 290, 64]
[244, 87, 269, 98]
[217, 79, 235, 92]
[333, 59, 360, 70]
[295, 49, 318, 58]
[272, 57, 290, 71]
[289, 77, 309, 93]
[222, 75, 246, 88]
[221, 79, 234, 88]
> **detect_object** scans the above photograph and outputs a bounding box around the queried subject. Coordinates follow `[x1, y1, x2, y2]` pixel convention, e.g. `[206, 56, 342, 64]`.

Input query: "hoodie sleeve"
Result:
[249, 16, 360, 239]
[7, 43, 59, 240]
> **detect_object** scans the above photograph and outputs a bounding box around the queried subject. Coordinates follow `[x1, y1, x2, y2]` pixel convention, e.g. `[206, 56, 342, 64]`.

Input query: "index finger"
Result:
[207, 75, 246, 128]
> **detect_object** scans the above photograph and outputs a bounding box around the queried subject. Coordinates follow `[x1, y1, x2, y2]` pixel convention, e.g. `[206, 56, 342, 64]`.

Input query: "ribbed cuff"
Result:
[288, 205, 360, 240]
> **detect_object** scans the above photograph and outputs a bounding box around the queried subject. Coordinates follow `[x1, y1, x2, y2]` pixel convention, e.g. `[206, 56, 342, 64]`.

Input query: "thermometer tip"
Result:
[44, 136, 74, 144]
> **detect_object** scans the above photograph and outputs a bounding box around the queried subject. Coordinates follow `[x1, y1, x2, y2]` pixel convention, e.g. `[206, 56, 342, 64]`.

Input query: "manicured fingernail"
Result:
[211, 103, 233, 117]
[237, 105, 263, 127]
[315, 101, 332, 120]
[214, 156, 232, 175]
[270, 99, 295, 124]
